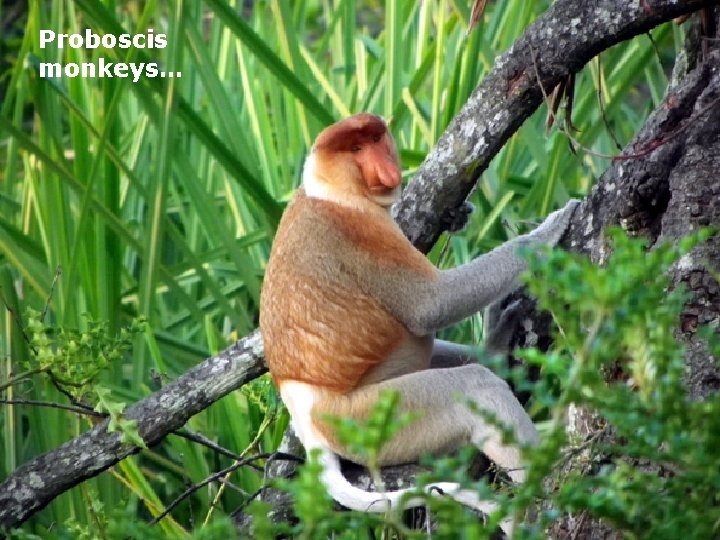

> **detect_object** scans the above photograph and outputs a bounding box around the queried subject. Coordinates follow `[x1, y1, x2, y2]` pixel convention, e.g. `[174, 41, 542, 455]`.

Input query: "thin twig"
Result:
[559, 427, 607, 465]
[233, 486, 264, 514]
[0, 398, 106, 417]
[40, 266, 62, 323]
[214, 478, 246, 495]
[596, 55, 623, 151]
[231, 451, 307, 515]
[613, 95, 720, 160]
[545, 78, 566, 130]
[645, 30, 662, 65]
[173, 428, 244, 461]
[529, 43, 720, 162]
[202, 406, 277, 526]
[564, 72, 578, 134]
[0, 367, 45, 393]
[0, 289, 37, 355]
[47, 373, 95, 411]
[150, 452, 302, 525]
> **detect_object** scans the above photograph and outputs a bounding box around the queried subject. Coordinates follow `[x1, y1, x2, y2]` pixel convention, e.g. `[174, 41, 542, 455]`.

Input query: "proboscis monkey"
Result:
[260, 113, 578, 526]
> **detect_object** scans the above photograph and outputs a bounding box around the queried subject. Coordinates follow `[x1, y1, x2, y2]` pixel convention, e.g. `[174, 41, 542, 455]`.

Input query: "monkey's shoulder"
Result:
[278, 190, 435, 279]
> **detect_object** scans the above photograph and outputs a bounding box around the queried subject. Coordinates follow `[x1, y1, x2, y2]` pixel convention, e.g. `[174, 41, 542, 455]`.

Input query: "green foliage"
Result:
[17, 309, 148, 447]
[105, 510, 239, 540]
[23, 309, 145, 396]
[6, 506, 240, 540]
[94, 386, 145, 448]
[510, 228, 720, 539]
[239, 229, 720, 539]
[279, 449, 344, 539]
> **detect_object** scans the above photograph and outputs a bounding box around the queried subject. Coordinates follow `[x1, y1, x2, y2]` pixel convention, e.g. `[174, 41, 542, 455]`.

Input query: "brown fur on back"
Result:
[260, 190, 435, 393]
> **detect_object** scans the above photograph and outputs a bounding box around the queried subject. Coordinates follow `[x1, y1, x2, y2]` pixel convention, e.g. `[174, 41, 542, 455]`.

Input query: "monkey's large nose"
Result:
[376, 157, 401, 189]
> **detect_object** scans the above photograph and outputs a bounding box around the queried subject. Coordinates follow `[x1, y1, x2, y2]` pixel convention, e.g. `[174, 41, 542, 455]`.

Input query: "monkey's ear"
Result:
[442, 201, 475, 233]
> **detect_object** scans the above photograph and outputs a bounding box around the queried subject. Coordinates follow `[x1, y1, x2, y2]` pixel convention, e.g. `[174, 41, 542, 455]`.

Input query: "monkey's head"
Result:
[303, 113, 402, 208]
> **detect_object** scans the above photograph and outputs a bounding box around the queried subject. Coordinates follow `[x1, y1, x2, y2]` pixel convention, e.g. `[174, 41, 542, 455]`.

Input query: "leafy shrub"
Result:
[515, 228, 720, 539]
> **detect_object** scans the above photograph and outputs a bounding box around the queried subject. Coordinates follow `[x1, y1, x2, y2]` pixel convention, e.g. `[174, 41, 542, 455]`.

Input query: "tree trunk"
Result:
[542, 15, 720, 538]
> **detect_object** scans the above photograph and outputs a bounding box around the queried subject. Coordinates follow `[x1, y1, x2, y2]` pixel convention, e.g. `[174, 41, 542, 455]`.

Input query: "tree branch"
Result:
[0, 399, 106, 417]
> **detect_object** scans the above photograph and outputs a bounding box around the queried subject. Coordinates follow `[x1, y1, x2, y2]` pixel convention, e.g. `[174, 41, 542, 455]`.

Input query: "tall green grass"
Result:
[0, 1, 681, 536]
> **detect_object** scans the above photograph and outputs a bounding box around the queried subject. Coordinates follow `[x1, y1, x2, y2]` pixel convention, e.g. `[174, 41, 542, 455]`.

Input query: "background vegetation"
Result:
[0, 0, 692, 537]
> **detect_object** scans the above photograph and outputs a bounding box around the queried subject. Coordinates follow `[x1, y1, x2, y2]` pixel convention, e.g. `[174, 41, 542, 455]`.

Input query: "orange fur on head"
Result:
[304, 114, 402, 208]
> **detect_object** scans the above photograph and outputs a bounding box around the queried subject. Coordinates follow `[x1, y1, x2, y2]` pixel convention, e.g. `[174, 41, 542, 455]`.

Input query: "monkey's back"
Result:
[260, 190, 410, 393]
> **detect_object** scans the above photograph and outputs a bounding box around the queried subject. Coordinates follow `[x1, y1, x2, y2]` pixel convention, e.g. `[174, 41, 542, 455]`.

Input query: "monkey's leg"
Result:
[305, 364, 536, 535]
[315, 364, 538, 481]
[430, 339, 476, 368]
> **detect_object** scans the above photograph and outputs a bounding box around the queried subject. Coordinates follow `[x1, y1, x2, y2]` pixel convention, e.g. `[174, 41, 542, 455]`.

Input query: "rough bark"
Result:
[2, 0, 719, 535]
[543, 29, 720, 540]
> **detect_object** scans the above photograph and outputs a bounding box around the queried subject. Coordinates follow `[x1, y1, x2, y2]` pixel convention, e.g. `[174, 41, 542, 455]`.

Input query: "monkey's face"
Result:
[350, 130, 401, 207]
[308, 114, 402, 208]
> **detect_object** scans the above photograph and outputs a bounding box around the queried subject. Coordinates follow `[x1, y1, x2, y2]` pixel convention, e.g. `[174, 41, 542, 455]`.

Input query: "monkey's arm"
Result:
[430, 339, 476, 368]
[383, 199, 579, 336]
[430, 298, 526, 370]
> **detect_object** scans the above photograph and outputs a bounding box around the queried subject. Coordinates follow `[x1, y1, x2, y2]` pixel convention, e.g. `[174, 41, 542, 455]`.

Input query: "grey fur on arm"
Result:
[403, 200, 579, 336]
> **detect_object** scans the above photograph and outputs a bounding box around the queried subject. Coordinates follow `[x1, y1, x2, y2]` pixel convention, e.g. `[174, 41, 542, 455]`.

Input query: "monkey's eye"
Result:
[350, 144, 362, 152]
[372, 134, 382, 143]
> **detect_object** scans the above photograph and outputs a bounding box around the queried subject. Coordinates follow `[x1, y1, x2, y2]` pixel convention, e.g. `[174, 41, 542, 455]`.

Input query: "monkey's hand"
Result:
[526, 199, 580, 246]
[442, 201, 475, 233]
[484, 298, 525, 355]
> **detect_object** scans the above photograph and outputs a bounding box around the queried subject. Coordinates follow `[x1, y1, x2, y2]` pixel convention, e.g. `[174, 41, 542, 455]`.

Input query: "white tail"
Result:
[317, 447, 514, 535]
